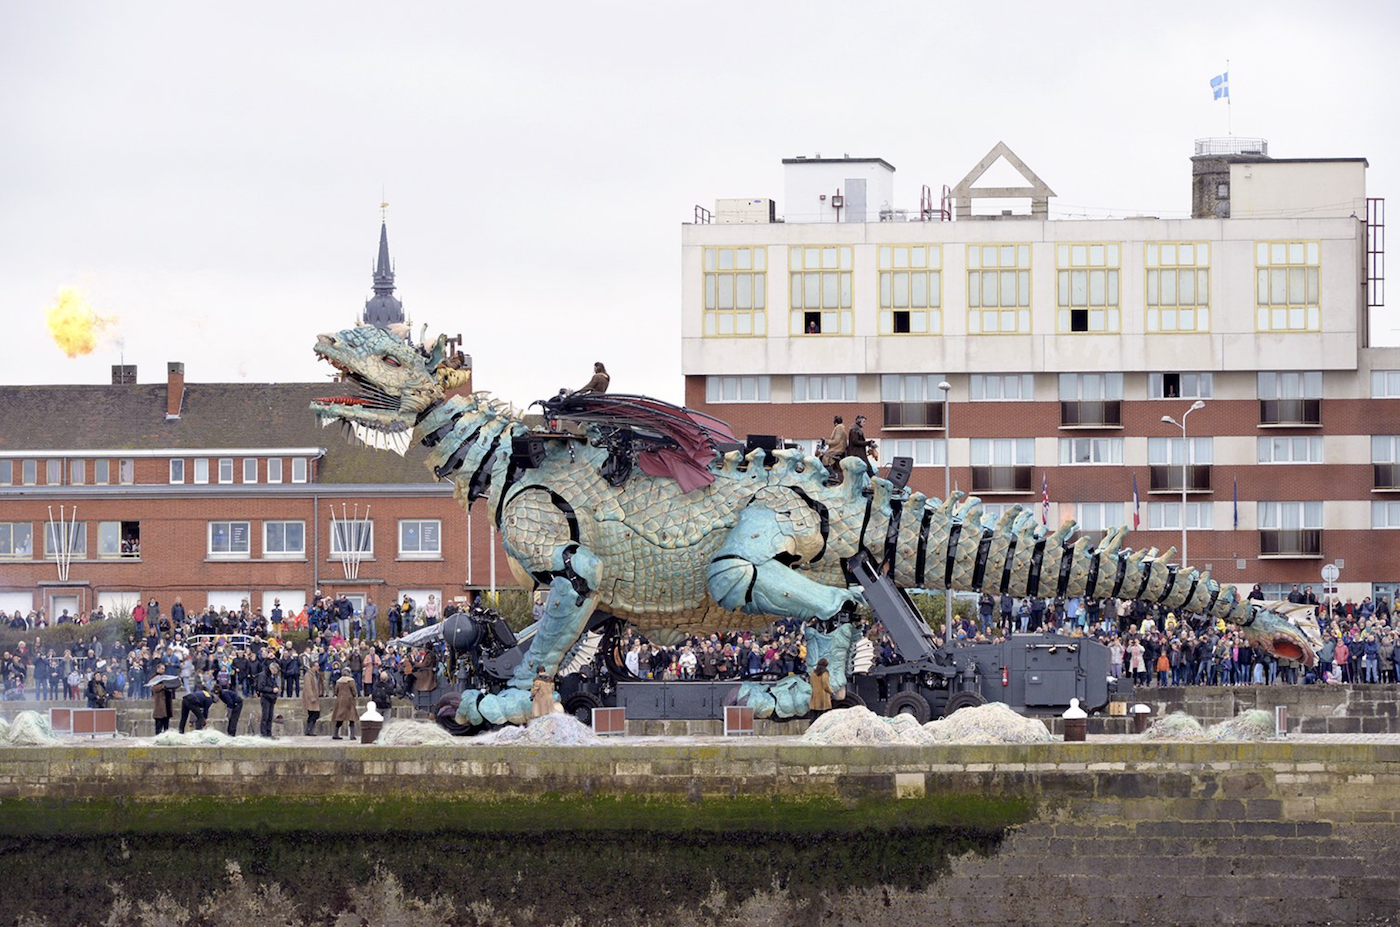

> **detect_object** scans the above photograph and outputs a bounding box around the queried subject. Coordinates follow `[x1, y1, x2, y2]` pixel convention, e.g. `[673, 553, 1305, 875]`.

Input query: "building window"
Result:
[22, 460, 36, 485]
[881, 439, 946, 467]
[789, 244, 852, 335]
[193, 459, 209, 484]
[1148, 502, 1214, 530]
[1149, 437, 1214, 466]
[703, 246, 767, 337]
[1374, 436, 1400, 490]
[93, 460, 109, 484]
[1056, 242, 1120, 333]
[967, 243, 1031, 334]
[169, 460, 185, 484]
[330, 519, 373, 555]
[793, 375, 857, 403]
[970, 374, 1034, 401]
[43, 522, 86, 559]
[46, 460, 62, 485]
[1258, 370, 1323, 426]
[98, 521, 141, 558]
[1259, 501, 1323, 529]
[1258, 501, 1323, 556]
[264, 521, 306, 558]
[1372, 370, 1400, 398]
[267, 459, 283, 483]
[969, 438, 1035, 493]
[218, 458, 234, 484]
[976, 503, 1016, 528]
[1148, 372, 1213, 400]
[1059, 372, 1123, 427]
[878, 244, 941, 334]
[0, 523, 34, 558]
[1373, 501, 1400, 528]
[1059, 437, 1123, 465]
[243, 459, 258, 483]
[208, 521, 251, 558]
[399, 519, 442, 558]
[1256, 241, 1320, 332]
[291, 458, 308, 483]
[704, 375, 770, 403]
[0, 461, 10, 485]
[70, 460, 85, 485]
[881, 374, 946, 429]
[1260, 436, 1324, 464]
[1146, 242, 1210, 332]
[119, 459, 134, 484]
[1063, 502, 1127, 531]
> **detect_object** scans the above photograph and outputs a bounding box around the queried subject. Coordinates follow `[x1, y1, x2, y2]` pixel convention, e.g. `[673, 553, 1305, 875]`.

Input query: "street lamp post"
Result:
[939, 380, 953, 640]
[1160, 400, 1206, 568]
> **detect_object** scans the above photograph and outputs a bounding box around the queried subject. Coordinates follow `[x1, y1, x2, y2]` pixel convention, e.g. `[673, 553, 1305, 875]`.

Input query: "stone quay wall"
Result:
[2, 741, 1400, 925]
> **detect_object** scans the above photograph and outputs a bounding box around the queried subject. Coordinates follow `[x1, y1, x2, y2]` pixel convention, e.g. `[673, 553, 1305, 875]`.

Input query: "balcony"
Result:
[882, 401, 943, 430]
[1060, 400, 1122, 428]
[1259, 399, 1321, 427]
[1149, 464, 1213, 493]
[1375, 463, 1400, 491]
[970, 465, 1034, 494]
[1259, 529, 1323, 558]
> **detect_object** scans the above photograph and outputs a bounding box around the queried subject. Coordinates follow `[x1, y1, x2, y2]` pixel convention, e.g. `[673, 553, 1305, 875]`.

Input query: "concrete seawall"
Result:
[2, 740, 1399, 926]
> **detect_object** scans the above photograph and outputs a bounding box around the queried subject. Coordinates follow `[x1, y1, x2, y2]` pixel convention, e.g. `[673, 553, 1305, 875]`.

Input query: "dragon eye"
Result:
[383, 355, 401, 367]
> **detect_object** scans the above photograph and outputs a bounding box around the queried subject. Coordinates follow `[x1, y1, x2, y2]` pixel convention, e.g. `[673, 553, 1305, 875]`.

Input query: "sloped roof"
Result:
[0, 382, 437, 485]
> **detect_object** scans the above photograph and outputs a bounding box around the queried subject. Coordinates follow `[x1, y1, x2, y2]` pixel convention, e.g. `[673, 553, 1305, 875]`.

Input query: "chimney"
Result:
[111, 365, 137, 385]
[166, 362, 185, 420]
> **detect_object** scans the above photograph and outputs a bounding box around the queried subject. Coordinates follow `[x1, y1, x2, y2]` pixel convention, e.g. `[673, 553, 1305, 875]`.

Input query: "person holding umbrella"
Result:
[150, 661, 175, 735]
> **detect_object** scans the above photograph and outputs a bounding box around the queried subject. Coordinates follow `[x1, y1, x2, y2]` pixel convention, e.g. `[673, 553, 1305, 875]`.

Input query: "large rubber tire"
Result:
[944, 690, 987, 716]
[564, 692, 602, 725]
[885, 691, 932, 724]
[833, 691, 865, 710]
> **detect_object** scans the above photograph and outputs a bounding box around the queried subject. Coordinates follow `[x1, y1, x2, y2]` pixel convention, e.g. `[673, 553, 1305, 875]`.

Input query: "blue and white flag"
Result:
[1210, 72, 1229, 101]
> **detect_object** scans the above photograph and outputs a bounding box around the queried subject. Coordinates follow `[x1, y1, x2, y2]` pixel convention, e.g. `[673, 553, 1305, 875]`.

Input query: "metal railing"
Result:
[1376, 463, 1400, 490]
[1260, 399, 1322, 426]
[1194, 137, 1268, 157]
[1259, 529, 1323, 557]
[882, 401, 943, 429]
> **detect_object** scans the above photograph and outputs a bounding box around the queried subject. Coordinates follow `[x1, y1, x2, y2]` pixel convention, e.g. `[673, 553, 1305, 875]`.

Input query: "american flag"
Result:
[1041, 473, 1049, 526]
[1132, 473, 1141, 529]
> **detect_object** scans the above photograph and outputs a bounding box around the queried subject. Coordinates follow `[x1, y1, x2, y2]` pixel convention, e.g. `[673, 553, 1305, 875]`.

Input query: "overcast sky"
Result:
[3, 1, 1398, 404]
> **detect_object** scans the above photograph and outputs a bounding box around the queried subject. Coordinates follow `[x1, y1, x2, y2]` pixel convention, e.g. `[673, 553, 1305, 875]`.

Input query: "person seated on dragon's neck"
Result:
[575, 362, 610, 395]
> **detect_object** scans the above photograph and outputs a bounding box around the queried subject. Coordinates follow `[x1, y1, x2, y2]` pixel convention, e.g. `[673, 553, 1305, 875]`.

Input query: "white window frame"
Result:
[1148, 372, 1213, 400]
[1258, 371, 1323, 400]
[1372, 370, 1400, 398]
[705, 375, 771, 403]
[0, 522, 34, 558]
[218, 457, 234, 484]
[263, 520, 306, 559]
[880, 373, 945, 402]
[43, 522, 86, 559]
[1148, 502, 1214, 531]
[1373, 501, 1400, 529]
[398, 519, 443, 559]
[966, 243, 1032, 334]
[878, 243, 942, 335]
[703, 246, 767, 338]
[93, 459, 109, 485]
[208, 520, 252, 559]
[1059, 372, 1123, 401]
[1255, 240, 1320, 332]
[1258, 501, 1323, 530]
[1065, 502, 1127, 532]
[46, 459, 62, 485]
[1056, 242, 1121, 334]
[292, 458, 308, 483]
[193, 459, 209, 484]
[970, 438, 1035, 466]
[22, 460, 37, 485]
[119, 459, 134, 484]
[169, 459, 185, 484]
[1259, 436, 1325, 464]
[969, 374, 1034, 401]
[1059, 437, 1124, 465]
[789, 244, 853, 336]
[243, 458, 258, 484]
[793, 375, 857, 403]
[1148, 437, 1214, 465]
[330, 519, 374, 556]
[1372, 436, 1400, 464]
[1145, 242, 1211, 333]
[0, 461, 10, 485]
[70, 460, 85, 485]
[267, 458, 283, 484]
[881, 439, 947, 467]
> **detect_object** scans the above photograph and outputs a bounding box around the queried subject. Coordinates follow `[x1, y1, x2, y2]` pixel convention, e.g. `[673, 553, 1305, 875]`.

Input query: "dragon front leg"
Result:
[456, 548, 603, 728]
[708, 506, 862, 719]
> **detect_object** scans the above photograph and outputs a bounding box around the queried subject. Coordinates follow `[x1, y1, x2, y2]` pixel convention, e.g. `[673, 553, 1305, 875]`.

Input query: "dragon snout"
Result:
[317, 334, 337, 347]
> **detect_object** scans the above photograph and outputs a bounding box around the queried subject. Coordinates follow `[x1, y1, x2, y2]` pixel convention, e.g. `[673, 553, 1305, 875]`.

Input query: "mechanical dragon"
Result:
[311, 325, 1317, 728]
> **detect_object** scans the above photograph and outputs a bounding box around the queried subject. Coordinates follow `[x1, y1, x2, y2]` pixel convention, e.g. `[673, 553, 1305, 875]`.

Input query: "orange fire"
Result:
[45, 287, 115, 358]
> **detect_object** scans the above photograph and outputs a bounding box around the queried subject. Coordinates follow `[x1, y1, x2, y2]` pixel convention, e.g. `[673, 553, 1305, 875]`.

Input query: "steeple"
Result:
[362, 216, 405, 329]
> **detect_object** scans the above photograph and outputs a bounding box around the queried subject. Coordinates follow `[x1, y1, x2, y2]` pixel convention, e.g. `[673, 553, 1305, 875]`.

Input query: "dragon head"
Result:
[310, 325, 468, 455]
[1240, 601, 1321, 667]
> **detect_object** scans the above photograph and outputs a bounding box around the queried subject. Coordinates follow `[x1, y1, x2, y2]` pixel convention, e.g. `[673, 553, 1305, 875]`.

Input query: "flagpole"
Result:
[1226, 58, 1232, 136]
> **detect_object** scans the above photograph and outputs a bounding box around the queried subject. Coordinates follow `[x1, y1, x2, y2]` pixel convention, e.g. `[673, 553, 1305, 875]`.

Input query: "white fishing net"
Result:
[924, 703, 1056, 745]
[377, 720, 463, 746]
[1140, 709, 1277, 741]
[152, 730, 273, 747]
[475, 713, 602, 746]
[2, 711, 60, 746]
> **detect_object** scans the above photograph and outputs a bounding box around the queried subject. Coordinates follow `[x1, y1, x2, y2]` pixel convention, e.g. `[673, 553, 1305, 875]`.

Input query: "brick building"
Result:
[681, 140, 1400, 607]
[0, 222, 508, 622]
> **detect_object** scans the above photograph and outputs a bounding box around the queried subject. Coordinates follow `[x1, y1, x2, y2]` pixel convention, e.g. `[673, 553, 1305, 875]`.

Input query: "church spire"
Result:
[362, 210, 405, 329]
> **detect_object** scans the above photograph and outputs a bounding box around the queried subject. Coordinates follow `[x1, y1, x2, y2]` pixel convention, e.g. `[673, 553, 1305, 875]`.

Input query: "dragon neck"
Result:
[414, 393, 525, 501]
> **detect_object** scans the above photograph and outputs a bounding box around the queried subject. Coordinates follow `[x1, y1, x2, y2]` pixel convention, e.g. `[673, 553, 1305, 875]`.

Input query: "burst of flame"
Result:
[45, 286, 116, 358]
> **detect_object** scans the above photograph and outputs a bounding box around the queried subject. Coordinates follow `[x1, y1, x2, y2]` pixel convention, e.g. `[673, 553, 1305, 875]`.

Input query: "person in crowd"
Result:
[151, 662, 174, 735]
[331, 671, 357, 740]
[531, 665, 555, 718]
[363, 597, 378, 642]
[255, 659, 281, 739]
[809, 658, 833, 714]
[301, 661, 323, 736]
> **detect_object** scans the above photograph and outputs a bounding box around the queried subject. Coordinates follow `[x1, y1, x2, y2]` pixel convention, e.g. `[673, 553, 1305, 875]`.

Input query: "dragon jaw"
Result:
[1240, 601, 1320, 667]
[310, 328, 445, 456]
